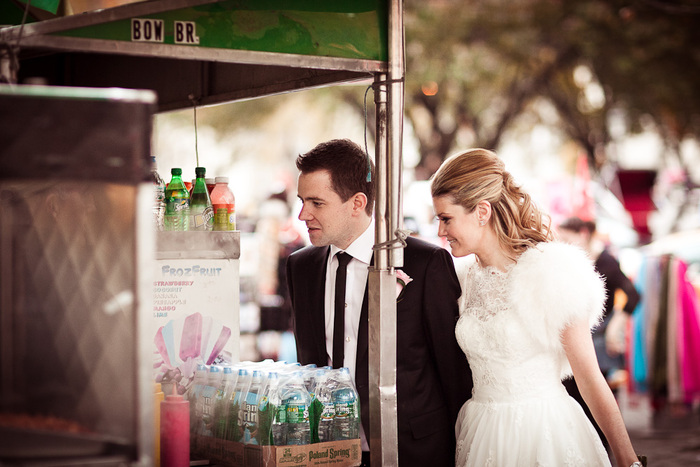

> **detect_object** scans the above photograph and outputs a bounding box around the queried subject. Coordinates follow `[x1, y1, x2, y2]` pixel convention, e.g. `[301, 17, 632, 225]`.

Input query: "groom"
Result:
[286, 139, 472, 467]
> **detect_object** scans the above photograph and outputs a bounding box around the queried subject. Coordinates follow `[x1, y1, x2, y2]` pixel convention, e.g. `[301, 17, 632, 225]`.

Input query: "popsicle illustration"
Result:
[179, 312, 203, 361]
[201, 320, 219, 363]
[154, 326, 172, 368]
[199, 315, 214, 362]
[206, 325, 231, 365]
[161, 321, 177, 366]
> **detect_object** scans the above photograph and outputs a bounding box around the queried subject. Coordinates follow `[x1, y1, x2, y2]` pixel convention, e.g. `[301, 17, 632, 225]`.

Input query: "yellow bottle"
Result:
[154, 383, 165, 466]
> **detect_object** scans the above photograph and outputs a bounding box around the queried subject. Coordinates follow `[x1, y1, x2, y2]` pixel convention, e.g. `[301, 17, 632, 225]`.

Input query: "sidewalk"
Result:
[618, 388, 700, 466]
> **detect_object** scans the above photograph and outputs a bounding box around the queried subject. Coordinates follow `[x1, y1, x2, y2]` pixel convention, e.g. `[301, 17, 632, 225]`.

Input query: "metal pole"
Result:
[369, 73, 399, 466]
[388, 0, 405, 269]
[374, 72, 389, 271]
[368, 0, 404, 464]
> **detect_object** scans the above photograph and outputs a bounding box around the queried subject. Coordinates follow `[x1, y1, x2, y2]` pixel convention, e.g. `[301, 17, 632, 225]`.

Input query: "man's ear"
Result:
[352, 192, 368, 215]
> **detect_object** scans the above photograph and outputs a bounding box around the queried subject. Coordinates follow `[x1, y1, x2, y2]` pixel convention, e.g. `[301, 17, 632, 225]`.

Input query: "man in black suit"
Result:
[286, 139, 472, 467]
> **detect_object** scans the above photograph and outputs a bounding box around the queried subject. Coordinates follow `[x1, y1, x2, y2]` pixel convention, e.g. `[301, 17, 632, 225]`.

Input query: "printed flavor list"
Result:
[153, 263, 224, 318]
[153, 281, 193, 317]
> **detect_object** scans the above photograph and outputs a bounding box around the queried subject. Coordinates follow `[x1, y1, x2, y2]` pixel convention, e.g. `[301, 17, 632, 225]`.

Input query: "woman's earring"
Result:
[480, 220, 486, 226]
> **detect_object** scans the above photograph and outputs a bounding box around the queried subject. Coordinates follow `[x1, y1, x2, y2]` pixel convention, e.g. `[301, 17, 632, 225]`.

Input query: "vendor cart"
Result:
[0, 1, 405, 465]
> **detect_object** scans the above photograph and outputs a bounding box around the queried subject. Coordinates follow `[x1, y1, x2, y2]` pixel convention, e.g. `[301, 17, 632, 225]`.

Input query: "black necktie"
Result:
[333, 252, 352, 369]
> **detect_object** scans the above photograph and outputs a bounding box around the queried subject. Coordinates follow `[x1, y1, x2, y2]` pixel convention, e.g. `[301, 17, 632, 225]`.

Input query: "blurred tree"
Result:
[402, 0, 700, 179]
[192, 0, 700, 189]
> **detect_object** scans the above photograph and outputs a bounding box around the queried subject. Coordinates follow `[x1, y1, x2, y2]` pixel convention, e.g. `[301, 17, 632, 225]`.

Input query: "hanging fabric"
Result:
[675, 259, 700, 404]
[629, 253, 700, 406]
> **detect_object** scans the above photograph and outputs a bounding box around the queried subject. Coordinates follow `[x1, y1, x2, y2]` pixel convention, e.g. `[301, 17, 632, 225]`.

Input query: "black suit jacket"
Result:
[286, 236, 472, 467]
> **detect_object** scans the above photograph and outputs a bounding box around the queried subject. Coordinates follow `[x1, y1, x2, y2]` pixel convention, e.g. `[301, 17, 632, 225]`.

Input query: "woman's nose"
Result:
[437, 223, 446, 237]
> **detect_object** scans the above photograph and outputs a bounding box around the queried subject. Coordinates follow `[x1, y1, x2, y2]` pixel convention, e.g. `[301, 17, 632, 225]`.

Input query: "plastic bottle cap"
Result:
[195, 167, 206, 177]
[205, 178, 215, 184]
[172, 168, 182, 175]
[215, 176, 229, 183]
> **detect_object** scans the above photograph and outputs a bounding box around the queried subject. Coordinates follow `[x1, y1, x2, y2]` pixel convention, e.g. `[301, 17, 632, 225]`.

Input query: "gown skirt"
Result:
[455, 384, 611, 467]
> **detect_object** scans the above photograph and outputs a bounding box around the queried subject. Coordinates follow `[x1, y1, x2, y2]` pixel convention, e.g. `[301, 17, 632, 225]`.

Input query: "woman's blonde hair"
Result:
[430, 148, 553, 260]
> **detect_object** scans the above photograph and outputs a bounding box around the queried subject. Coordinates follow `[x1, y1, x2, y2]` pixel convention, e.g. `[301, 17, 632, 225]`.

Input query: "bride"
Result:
[430, 148, 642, 467]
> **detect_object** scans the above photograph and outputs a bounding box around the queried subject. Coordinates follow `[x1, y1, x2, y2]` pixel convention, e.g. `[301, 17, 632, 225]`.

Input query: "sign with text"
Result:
[152, 256, 239, 390]
[131, 18, 164, 42]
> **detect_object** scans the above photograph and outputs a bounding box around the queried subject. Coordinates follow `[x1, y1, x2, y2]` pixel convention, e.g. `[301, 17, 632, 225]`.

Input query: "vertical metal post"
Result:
[368, 0, 404, 465]
[367, 267, 398, 466]
[369, 73, 399, 467]
[374, 74, 389, 271]
[388, 0, 405, 270]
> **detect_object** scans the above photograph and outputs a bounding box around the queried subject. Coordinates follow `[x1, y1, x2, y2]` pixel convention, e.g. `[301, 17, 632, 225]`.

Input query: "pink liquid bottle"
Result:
[161, 390, 190, 467]
[211, 176, 236, 231]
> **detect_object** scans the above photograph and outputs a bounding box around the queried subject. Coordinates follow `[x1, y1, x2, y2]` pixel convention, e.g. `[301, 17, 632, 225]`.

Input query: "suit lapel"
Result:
[309, 246, 331, 364]
[356, 282, 370, 368]
[356, 256, 374, 371]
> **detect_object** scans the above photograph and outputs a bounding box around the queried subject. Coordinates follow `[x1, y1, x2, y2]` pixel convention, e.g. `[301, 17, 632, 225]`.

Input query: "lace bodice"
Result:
[456, 262, 568, 403]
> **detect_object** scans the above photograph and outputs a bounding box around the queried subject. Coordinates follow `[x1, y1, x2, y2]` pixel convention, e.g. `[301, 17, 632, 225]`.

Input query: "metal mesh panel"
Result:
[0, 181, 140, 453]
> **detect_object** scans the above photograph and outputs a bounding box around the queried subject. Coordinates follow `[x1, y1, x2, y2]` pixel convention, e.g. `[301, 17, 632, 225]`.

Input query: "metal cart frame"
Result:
[1, 2, 405, 464]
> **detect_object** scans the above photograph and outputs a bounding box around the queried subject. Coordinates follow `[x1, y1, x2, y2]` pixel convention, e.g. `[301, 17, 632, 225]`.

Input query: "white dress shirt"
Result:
[324, 220, 374, 373]
[325, 220, 374, 451]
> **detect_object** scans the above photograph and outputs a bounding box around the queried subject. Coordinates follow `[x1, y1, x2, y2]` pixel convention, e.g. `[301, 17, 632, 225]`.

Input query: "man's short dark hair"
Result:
[559, 216, 596, 235]
[296, 139, 375, 216]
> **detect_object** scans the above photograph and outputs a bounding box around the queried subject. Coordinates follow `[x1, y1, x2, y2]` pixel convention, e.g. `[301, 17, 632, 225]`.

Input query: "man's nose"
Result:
[298, 205, 311, 221]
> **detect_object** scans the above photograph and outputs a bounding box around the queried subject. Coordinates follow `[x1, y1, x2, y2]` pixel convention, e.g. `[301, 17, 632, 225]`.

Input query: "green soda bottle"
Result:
[164, 168, 190, 231]
[190, 167, 214, 231]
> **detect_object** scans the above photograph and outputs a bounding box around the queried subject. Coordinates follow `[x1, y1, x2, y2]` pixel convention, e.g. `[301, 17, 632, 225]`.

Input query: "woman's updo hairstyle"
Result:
[430, 148, 553, 260]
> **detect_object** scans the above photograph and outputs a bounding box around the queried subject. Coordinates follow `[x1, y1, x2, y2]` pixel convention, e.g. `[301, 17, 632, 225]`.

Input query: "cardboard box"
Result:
[193, 435, 361, 467]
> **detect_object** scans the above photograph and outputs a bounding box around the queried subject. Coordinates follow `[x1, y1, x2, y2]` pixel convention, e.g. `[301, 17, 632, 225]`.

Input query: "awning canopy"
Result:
[2, 0, 389, 111]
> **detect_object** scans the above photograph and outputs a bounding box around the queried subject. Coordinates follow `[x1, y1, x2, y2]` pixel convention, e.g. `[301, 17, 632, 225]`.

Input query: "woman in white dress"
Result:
[430, 148, 643, 467]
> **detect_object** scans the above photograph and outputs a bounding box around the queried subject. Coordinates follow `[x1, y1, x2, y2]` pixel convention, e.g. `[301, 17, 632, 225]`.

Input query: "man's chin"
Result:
[307, 231, 326, 247]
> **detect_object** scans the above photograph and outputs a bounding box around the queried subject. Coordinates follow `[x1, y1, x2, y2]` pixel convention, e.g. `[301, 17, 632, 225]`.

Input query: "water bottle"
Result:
[210, 176, 236, 231]
[190, 167, 214, 231]
[240, 370, 264, 444]
[213, 366, 235, 441]
[226, 368, 249, 442]
[151, 156, 166, 231]
[311, 369, 335, 443]
[164, 168, 190, 231]
[197, 365, 223, 438]
[258, 371, 286, 446]
[302, 364, 318, 395]
[280, 371, 311, 445]
[187, 364, 208, 435]
[331, 367, 360, 440]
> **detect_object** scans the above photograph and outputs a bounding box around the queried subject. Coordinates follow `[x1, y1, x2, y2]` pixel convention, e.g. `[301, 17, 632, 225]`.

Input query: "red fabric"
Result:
[616, 170, 656, 243]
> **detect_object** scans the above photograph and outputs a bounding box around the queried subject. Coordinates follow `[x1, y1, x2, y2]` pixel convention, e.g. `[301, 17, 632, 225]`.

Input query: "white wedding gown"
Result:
[455, 261, 611, 466]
